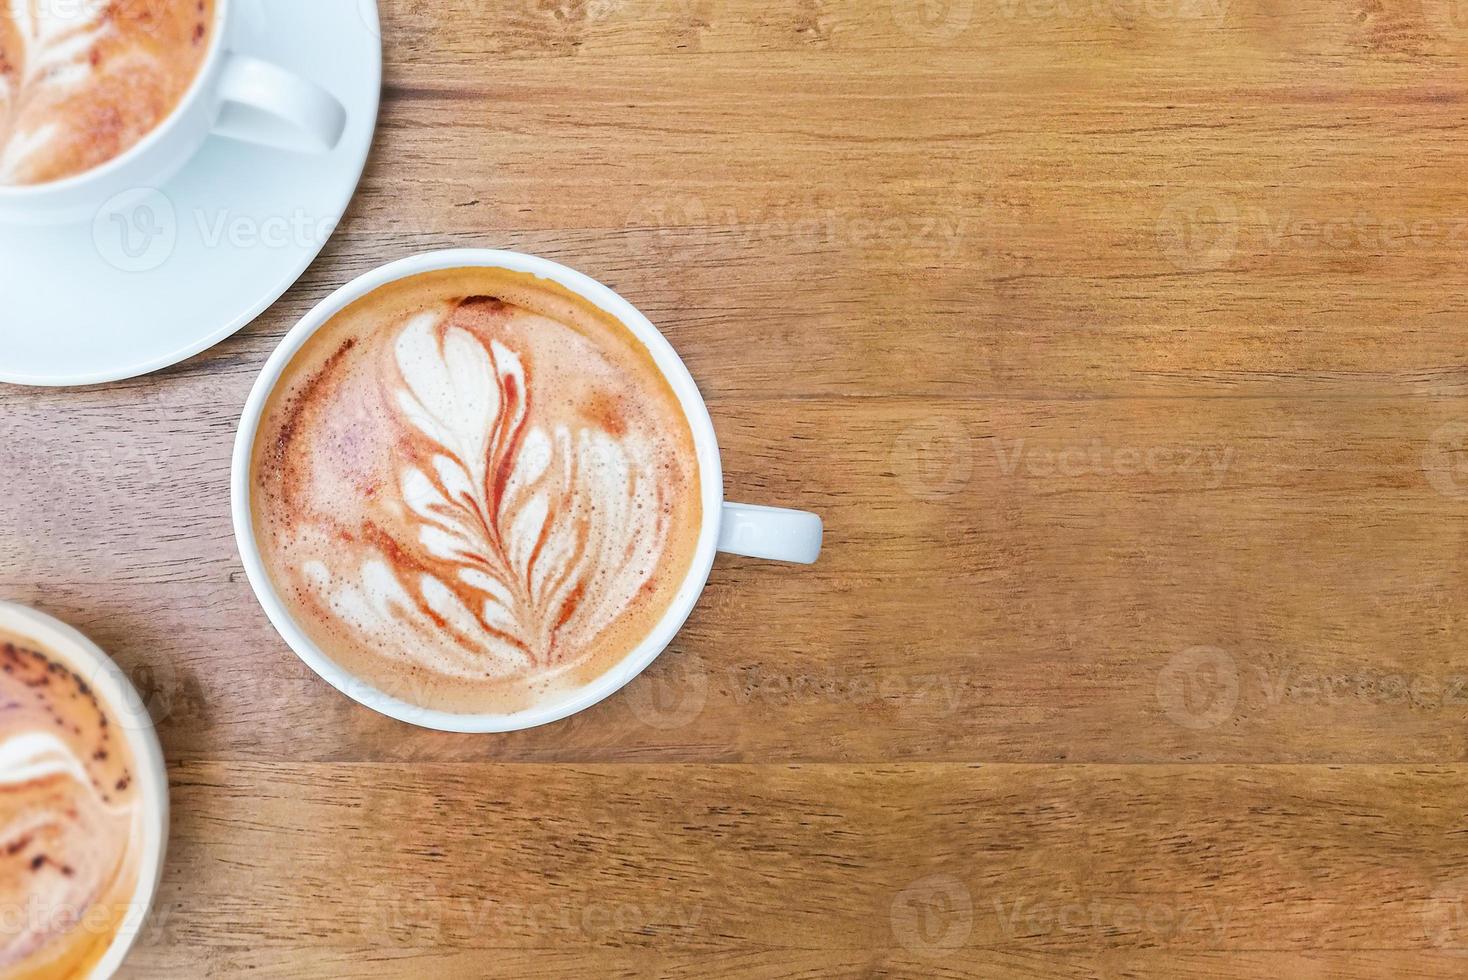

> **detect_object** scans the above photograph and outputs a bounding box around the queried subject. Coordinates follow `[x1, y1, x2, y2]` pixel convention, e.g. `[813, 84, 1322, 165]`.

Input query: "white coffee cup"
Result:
[0, 600, 169, 979]
[231, 248, 824, 733]
[0, 0, 350, 225]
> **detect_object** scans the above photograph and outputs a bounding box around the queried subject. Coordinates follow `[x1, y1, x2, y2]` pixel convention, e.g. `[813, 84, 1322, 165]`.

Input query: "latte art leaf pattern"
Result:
[0, 0, 111, 182]
[253, 268, 703, 714]
[308, 308, 669, 681]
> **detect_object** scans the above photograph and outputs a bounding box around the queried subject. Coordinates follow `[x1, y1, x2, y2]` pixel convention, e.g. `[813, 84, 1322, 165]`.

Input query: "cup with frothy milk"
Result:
[232, 249, 824, 732]
[0, 0, 350, 224]
[0, 601, 169, 979]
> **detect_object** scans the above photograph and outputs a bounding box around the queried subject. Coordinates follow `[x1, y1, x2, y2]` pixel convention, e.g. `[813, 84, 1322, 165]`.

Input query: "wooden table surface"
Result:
[5, 0, 1468, 976]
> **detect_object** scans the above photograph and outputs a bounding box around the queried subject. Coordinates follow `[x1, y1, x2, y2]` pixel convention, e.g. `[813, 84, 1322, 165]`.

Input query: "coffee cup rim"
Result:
[0, 0, 231, 199]
[0, 600, 170, 979]
[230, 248, 726, 733]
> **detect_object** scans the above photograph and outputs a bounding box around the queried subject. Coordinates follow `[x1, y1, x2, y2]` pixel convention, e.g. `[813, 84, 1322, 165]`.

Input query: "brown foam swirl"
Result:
[252, 268, 703, 715]
[0, 630, 141, 979]
[0, 0, 214, 186]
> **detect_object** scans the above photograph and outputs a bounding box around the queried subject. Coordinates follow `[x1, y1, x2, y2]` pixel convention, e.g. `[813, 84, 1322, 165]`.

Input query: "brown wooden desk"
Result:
[3, 1, 1466, 976]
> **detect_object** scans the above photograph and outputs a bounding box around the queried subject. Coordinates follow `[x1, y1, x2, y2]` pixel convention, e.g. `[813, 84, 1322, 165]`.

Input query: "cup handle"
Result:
[211, 53, 347, 153]
[717, 503, 823, 564]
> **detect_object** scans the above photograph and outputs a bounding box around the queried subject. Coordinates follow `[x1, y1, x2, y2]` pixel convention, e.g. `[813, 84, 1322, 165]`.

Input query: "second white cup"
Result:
[0, 0, 351, 225]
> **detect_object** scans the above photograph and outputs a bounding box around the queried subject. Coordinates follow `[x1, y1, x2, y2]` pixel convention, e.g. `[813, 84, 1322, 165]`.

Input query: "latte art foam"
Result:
[0, 0, 215, 186]
[0, 630, 143, 979]
[251, 268, 703, 715]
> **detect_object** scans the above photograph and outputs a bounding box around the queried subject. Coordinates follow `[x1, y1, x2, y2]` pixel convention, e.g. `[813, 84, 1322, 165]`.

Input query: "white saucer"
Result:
[0, 0, 381, 387]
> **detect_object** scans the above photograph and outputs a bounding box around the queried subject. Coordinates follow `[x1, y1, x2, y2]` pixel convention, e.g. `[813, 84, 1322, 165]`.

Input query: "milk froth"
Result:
[250, 267, 703, 715]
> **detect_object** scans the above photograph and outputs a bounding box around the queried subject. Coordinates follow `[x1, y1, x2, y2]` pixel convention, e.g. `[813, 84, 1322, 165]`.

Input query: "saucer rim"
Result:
[0, 1, 383, 389]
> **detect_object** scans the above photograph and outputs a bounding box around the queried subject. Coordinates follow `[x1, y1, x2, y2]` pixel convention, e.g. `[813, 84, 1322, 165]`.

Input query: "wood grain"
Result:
[3, 0, 1468, 976]
[113, 763, 1468, 978]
